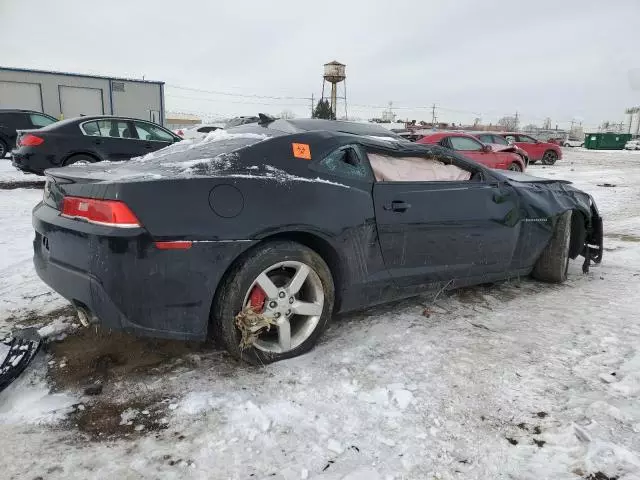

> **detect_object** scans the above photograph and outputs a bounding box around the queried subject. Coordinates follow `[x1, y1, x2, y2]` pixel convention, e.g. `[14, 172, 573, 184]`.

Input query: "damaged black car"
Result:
[31, 118, 603, 364]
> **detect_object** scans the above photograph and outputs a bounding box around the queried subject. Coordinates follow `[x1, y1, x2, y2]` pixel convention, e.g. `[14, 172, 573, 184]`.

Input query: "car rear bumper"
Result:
[32, 202, 255, 341]
[11, 150, 57, 175]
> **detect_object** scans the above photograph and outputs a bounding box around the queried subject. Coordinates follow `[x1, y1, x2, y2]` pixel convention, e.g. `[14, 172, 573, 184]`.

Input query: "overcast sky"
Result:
[2, 0, 639, 128]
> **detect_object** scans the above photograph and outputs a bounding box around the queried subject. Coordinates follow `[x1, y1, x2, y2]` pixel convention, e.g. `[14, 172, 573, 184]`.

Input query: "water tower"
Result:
[322, 61, 347, 118]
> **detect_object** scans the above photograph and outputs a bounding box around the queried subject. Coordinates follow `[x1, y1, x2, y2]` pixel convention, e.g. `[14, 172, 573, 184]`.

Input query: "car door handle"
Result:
[145, 142, 153, 149]
[384, 200, 411, 212]
[93, 139, 102, 145]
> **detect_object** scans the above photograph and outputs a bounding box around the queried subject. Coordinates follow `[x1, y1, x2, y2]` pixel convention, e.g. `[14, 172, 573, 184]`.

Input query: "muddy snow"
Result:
[0, 150, 639, 480]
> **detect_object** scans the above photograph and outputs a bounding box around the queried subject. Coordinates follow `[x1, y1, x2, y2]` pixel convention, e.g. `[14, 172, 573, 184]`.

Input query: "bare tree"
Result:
[522, 124, 539, 133]
[279, 109, 296, 120]
[498, 116, 518, 130]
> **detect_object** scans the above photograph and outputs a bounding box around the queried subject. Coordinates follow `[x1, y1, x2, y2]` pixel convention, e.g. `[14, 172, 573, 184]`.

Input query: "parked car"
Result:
[175, 123, 225, 139]
[417, 132, 526, 171]
[225, 116, 260, 128]
[496, 132, 562, 165]
[11, 115, 181, 175]
[563, 138, 585, 148]
[467, 131, 530, 166]
[624, 139, 640, 150]
[0, 109, 57, 158]
[32, 117, 602, 364]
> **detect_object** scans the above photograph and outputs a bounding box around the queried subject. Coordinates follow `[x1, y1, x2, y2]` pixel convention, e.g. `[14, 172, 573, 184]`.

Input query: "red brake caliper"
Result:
[248, 286, 267, 312]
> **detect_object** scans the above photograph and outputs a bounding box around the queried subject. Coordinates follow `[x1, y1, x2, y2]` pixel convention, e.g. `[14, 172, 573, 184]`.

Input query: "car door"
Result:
[515, 134, 542, 160]
[132, 120, 177, 154]
[370, 150, 521, 289]
[87, 119, 147, 161]
[446, 135, 498, 167]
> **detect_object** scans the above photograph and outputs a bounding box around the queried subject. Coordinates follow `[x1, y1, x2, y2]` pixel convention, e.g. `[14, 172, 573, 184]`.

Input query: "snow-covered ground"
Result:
[0, 158, 45, 187]
[1, 149, 640, 480]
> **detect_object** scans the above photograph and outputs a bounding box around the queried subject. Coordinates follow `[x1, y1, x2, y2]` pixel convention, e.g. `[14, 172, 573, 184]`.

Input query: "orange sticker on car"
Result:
[292, 143, 311, 160]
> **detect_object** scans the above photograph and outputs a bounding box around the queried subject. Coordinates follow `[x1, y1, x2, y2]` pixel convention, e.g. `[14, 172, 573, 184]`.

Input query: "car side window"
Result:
[197, 126, 218, 133]
[81, 121, 101, 136]
[491, 135, 509, 145]
[478, 134, 493, 143]
[134, 121, 174, 142]
[29, 114, 56, 128]
[449, 136, 483, 151]
[516, 135, 536, 143]
[368, 151, 473, 182]
[96, 120, 132, 138]
[319, 145, 368, 179]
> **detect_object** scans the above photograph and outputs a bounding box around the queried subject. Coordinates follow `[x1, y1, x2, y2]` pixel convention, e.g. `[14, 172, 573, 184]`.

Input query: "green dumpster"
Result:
[584, 133, 632, 150]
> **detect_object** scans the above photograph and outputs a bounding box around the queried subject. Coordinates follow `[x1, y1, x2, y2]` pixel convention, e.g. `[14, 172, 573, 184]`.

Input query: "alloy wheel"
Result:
[542, 151, 558, 165]
[508, 163, 522, 172]
[242, 261, 324, 353]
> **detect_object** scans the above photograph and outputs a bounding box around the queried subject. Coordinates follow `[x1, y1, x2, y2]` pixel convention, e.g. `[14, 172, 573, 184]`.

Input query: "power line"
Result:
[166, 83, 309, 101]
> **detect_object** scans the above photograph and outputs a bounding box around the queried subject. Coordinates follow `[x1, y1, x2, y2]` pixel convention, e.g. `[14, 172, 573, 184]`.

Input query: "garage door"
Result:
[0, 81, 43, 111]
[59, 85, 104, 118]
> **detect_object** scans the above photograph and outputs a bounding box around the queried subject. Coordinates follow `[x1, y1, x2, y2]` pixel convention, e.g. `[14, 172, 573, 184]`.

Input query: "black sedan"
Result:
[32, 117, 603, 364]
[12, 115, 181, 175]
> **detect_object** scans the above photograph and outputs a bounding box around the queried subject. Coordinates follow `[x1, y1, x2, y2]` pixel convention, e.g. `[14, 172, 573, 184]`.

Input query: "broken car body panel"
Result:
[31, 121, 603, 341]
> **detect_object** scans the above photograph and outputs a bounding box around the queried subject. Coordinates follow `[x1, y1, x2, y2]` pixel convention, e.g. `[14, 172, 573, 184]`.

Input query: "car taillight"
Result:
[61, 196, 141, 228]
[19, 134, 44, 146]
[177, 130, 184, 137]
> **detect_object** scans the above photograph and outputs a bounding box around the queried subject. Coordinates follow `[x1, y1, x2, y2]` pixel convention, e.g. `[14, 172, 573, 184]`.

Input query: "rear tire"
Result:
[63, 154, 97, 166]
[532, 211, 572, 283]
[508, 162, 523, 172]
[212, 241, 335, 364]
[542, 150, 558, 165]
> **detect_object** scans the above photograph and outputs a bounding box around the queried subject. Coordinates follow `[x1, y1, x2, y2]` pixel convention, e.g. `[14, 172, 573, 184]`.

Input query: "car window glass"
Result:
[505, 135, 516, 143]
[29, 114, 56, 127]
[368, 152, 472, 182]
[197, 126, 217, 133]
[449, 136, 483, 151]
[81, 121, 101, 136]
[478, 135, 493, 143]
[134, 121, 174, 142]
[96, 120, 131, 138]
[491, 135, 509, 145]
[516, 135, 536, 143]
[320, 146, 368, 179]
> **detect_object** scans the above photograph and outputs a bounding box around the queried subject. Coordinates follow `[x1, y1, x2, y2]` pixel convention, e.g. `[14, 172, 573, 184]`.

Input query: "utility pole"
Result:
[431, 104, 437, 127]
[310, 94, 314, 118]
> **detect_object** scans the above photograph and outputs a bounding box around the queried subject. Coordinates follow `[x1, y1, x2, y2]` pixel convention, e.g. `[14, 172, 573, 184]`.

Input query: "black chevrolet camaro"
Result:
[12, 115, 181, 175]
[32, 118, 603, 363]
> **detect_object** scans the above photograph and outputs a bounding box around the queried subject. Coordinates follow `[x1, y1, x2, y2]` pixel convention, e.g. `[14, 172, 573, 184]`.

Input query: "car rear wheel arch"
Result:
[62, 152, 100, 166]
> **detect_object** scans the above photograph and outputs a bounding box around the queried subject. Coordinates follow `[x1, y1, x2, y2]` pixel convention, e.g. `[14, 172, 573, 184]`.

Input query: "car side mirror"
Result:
[482, 144, 492, 153]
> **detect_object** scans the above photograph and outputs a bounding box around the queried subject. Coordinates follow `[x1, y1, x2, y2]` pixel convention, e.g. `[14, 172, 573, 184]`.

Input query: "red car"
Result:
[417, 132, 526, 171]
[496, 132, 562, 165]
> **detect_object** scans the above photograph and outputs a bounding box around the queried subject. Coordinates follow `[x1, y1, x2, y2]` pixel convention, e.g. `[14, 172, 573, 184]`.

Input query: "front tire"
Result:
[212, 241, 335, 364]
[532, 211, 572, 283]
[508, 162, 523, 172]
[541, 150, 558, 165]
